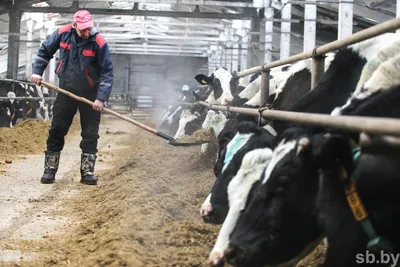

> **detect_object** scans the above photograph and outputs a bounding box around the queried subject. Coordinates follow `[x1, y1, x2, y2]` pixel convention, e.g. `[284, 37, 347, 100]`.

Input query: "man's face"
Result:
[75, 24, 92, 39]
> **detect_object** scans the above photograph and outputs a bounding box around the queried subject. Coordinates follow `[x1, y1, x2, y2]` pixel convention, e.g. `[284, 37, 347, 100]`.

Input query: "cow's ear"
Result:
[296, 137, 310, 155]
[195, 74, 212, 85]
[231, 70, 239, 79]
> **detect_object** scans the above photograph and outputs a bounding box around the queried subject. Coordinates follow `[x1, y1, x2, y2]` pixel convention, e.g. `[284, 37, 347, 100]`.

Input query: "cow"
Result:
[194, 67, 236, 106]
[0, 96, 13, 127]
[229, 72, 262, 107]
[173, 102, 208, 140]
[199, 58, 328, 225]
[222, 34, 400, 267]
[226, 86, 400, 266]
[207, 33, 400, 266]
[158, 85, 211, 137]
[0, 79, 50, 125]
[191, 68, 256, 152]
[201, 122, 275, 224]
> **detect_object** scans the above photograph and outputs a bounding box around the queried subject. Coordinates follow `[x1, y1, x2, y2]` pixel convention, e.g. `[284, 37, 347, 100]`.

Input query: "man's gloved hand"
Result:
[31, 74, 42, 85]
[93, 99, 104, 112]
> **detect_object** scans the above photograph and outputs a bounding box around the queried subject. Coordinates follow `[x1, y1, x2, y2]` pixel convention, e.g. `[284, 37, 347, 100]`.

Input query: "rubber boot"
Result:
[80, 153, 98, 185]
[40, 151, 60, 184]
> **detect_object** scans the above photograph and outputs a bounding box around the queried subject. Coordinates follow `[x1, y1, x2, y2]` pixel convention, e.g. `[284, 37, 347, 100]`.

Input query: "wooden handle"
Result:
[40, 81, 159, 135]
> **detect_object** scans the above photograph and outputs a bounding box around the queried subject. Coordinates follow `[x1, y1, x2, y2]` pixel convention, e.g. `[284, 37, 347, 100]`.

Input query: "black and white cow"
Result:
[0, 94, 13, 127]
[226, 85, 400, 267]
[189, 68, 256, 151]
[201, 121, 275, 224]
[158, 85, 210, 137]
[195, 67, 236, 106]
[221, 34, 400, 267]
[207, 33, 400, 266]
[0, 79, 50, 126]
[199, 58, 329, 225]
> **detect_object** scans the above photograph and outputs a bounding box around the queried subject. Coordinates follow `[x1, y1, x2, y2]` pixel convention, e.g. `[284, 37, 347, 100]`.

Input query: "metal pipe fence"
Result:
[0, 97, 55, 100]
[191, 17, 400, 140]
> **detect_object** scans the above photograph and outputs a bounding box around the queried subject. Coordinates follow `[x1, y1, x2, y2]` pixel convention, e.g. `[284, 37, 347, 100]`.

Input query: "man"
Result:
[31, 10, 113, 185]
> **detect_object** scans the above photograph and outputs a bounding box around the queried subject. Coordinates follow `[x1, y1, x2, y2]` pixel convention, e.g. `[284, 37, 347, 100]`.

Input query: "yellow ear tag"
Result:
[201, 79, 207, 84]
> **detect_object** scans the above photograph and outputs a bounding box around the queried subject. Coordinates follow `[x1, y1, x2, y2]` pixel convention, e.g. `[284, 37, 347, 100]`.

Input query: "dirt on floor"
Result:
[0, 115, 326, 267]
[0, 118, 80, 161]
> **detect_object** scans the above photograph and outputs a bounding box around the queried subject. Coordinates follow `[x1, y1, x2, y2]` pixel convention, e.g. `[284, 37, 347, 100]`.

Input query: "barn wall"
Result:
[111, 54, 207, 99]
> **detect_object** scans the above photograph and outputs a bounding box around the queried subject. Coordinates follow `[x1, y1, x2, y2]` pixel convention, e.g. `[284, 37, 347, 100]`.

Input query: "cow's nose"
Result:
[200, 203, 214, 217]
[209, 252, 225, 267]
[224, 243, 245, 266]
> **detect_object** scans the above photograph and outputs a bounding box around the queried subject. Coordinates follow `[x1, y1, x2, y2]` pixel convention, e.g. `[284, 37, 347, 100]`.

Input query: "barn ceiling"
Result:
[0, 0, 396, 76]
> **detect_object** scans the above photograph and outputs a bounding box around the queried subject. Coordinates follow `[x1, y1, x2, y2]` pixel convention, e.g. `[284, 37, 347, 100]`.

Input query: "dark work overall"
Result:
[46, 33, 101, 154]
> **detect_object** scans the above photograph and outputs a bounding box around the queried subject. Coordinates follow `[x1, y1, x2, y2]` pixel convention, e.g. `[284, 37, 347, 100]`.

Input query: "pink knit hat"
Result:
[73, 10, 94, 30]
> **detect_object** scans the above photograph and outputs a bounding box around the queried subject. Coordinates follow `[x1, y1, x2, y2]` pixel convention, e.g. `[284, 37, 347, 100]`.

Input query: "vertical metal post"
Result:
[397, 0, 400, 33]
[280, 2, 292, 59]
[338, 0, 353, 39]
[259, 19, 265, 66]
[49, 56, 56, 85]
[311, 55, 325, 88]
[220, 47, 223, 67]
[264, 0, 274, 64]
[260, 69, 271, 107]
[26, 17, 33, 79]
[250, 17, 261, 67]
[7, 8, 21, 80]
[238, 44, 242, 72]
[232, 44, 238, 71]
[303, 0, 316, 52]
[240, 21, 249, 71]
[208, 54, 213, 75]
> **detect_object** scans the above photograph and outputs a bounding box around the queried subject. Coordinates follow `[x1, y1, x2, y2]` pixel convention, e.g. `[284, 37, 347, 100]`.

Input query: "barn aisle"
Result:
[0, 115, 220, 266]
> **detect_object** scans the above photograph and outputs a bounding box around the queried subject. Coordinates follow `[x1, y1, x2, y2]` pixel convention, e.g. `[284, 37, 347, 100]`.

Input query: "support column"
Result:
[49, 55, 57, 85]
[7, 8, 22, 80]
[240, 21, 249, 71]
[26, 17, 33, 79]
[338, 0, 353, 39]
[280, 2, 292, 59]
[219, 46, 224, 67]
[249, 17, 261, 68]
[259, 19, 265, 65]
[303, 0, 316, 52]
[208, 54, 213, 75]
[226, 27, 233, 70]
[232, 40, 239, 71]
[40, 22, 49, 82]
[264, 0, 274, 64]
[397, 0, 400, 33]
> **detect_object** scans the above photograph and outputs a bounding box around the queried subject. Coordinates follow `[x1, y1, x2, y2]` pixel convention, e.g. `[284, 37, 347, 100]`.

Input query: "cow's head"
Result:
[174, 105, 207, 140]
[195, 68, 234, 105]
[201, 122, 274, 224]
[192, 87, 211, 103]
[225, 128, 353, 266]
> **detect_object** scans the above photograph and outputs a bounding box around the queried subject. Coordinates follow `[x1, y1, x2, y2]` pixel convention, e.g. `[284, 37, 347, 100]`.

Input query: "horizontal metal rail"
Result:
[0, 97, 55, 100]
[197, 101, 400, 137]
[238, 17, 400, 77]
[360, 133, 400, 155]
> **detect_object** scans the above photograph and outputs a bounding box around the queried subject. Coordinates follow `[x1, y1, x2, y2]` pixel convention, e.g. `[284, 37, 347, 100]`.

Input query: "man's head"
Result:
[73, 10, 93, 39]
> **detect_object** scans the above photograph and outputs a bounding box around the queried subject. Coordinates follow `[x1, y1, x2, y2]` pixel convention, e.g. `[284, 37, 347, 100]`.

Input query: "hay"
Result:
[3, 121, 219, 267]
[297, 241, 327, 267]
[177, 128, 215, 143]
[0, 117, 80, 159]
